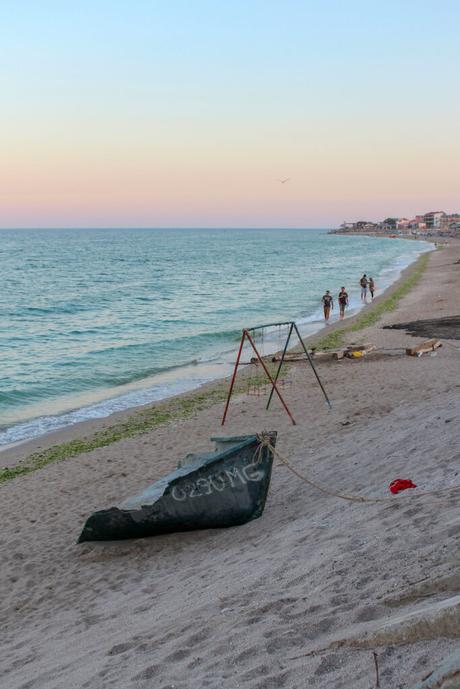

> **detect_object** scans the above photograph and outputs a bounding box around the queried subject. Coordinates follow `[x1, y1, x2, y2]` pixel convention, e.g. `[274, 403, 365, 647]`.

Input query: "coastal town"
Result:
[333, 210, 460, 237]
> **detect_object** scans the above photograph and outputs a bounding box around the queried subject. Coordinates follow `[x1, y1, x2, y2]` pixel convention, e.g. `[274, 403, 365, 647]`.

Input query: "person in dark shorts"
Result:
[369, 277, 375, 299]
[360, 274, 368, 301]
[338, 287, 348, 319]
[322, 290, 333, 323]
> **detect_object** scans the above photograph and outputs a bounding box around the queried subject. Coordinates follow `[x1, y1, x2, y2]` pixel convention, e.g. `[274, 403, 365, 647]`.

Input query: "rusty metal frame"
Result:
[221, 321, 331, 426]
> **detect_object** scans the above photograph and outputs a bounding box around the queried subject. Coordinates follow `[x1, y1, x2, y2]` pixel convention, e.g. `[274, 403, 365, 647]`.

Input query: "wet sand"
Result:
[1, 239, 459, 689]
[0, 240, 433, 469]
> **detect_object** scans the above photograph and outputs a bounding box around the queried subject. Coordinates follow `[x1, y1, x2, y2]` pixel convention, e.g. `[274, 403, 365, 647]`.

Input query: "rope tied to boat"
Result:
[255, 432, 460, 505]
[252, 431, 276, 466]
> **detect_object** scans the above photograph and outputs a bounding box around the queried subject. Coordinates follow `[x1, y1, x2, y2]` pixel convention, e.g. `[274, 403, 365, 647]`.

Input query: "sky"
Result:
[1, 1, 459, 228]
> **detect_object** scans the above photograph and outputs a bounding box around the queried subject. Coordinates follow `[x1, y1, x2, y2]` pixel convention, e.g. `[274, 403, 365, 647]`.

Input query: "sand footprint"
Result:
[132, 664, 161, 681]
[107, 640, 137, 655]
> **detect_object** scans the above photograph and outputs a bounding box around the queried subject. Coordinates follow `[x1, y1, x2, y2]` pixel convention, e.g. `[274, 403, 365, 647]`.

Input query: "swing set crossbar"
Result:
[245, 320, 294, 331]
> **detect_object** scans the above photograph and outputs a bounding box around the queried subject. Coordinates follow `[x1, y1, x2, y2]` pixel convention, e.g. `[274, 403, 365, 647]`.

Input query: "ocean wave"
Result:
[0, 229, 432, 444]
[68, 328, 242, 359]
[0, 373, 218, 446]
[21, 303, 94, 316]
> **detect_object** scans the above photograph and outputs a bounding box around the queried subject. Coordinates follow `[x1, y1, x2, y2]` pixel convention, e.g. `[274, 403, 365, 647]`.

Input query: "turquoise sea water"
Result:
[0, 228, 431, 445]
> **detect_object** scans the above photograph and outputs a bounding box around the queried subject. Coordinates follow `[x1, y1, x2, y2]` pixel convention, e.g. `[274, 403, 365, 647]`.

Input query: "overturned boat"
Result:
[78, 432, 276, 542]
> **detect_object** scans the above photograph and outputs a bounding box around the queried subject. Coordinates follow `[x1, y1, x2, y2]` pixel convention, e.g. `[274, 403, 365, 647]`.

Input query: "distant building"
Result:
[356, 220, 378, 230]
[423, 211, 446, 228]
[408, 217, 427, 230]
[441, 214, 460, 231]
[338, 221, 378, 232]
[335, 210, 459, 236]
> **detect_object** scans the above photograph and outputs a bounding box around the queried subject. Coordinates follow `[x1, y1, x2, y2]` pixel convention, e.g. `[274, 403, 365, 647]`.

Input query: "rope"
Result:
[255, 433, 460, 505]
[443, 340, 460, 351]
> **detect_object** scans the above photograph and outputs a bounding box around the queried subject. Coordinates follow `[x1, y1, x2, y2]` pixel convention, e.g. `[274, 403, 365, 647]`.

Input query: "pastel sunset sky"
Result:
[1, 1, 459, 228]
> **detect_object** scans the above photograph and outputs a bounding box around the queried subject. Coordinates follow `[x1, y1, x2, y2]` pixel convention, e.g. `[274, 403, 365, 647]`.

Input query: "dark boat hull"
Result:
[78, 432, 276, 542]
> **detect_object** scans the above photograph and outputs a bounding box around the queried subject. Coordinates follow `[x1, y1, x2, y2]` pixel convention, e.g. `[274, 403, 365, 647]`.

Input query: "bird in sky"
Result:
[277, 178, 291, 184]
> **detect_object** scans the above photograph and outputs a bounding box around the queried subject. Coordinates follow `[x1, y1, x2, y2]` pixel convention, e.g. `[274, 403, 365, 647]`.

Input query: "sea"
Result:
[0, 228, 432, 446]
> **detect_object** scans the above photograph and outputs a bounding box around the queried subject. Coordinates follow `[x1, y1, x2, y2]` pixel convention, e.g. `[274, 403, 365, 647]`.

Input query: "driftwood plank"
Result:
[346, 343, 376, 354]
[346, 343, 374, 352]
[406, 339, 442, 356]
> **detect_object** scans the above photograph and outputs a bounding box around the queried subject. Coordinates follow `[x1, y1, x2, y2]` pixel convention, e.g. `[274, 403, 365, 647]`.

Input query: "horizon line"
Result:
[0, 225, 335, 231]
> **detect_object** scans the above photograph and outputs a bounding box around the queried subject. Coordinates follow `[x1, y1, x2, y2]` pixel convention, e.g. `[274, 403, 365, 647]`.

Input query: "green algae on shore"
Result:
[0, 368, 279, 483]
[0, 251, 430, 483]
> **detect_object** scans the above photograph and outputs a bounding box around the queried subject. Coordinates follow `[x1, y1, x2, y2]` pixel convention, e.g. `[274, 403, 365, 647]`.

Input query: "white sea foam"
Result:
[0, 229, 432, 446]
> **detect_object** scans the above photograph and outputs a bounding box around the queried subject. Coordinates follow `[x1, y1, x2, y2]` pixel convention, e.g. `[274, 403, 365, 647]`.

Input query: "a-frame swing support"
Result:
[221, 321, 331, 426]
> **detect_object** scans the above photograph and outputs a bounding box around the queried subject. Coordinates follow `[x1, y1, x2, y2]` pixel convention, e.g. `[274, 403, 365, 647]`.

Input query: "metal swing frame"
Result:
[221, 320, 331, 426]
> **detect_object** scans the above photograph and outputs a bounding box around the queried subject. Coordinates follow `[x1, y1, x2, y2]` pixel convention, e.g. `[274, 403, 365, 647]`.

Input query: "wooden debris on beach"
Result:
[269, 343, 377, 363]
[270, 352, 306, 362]
[346, 343, 375, 353]
[311, 350, 341, 361]
[405, 339, 442, 357]
[270, 350, 344, 363]
[345, 343, 376, 358]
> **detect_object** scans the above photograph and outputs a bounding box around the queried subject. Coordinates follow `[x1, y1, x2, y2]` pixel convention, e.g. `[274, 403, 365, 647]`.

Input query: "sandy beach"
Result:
[2, 240, 460, 689]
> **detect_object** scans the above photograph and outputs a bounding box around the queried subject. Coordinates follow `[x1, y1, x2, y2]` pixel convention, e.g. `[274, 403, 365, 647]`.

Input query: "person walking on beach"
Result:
[369, 277, 375, 300]
[338, 287, 348, 320]
[360, 274, 368, 301]
[322, 290, 333, 323]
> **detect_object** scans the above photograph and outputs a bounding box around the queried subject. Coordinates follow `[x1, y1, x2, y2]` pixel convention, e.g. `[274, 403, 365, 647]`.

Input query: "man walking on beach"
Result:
[338, 287, 348, 320]
[322, 290, 333, 323]
[360, 274, 368, 301]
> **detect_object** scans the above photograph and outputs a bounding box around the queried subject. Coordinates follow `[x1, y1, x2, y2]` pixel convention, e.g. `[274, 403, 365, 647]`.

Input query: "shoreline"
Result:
[330, 229, 457, 242]
[1, 234, 430, 452]
[0, 241, 433, 475]
[1, 238, 460, 689]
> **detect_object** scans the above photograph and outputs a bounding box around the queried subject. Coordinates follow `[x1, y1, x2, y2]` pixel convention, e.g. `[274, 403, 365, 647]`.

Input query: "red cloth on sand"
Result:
[389, 478, 417, 494]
